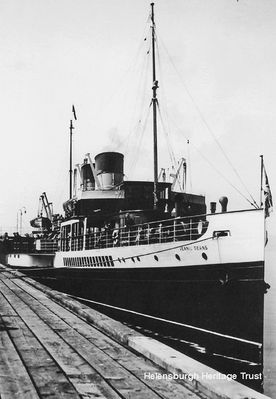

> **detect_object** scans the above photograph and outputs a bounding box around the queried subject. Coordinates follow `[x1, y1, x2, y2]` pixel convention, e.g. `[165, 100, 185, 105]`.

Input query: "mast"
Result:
[151, 2, 159, 209]
[69, 119, 74, 199]
[70, 105, 77, 200]
[260, 154, 264, 207]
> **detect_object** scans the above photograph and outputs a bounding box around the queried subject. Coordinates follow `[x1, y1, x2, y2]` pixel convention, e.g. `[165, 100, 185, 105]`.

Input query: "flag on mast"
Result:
[263, 165, 273, 217]
[72, 105, 77, 121]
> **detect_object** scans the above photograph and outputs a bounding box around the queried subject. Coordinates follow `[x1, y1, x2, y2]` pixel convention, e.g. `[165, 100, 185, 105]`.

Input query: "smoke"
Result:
[102, 127, 125, 152]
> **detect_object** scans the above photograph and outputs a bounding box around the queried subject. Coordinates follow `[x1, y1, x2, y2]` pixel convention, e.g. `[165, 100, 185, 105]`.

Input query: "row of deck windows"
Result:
[63, 255, 114, 268]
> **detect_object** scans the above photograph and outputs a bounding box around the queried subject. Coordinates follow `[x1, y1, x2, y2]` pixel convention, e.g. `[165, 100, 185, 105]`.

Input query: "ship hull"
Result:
[43, 260, 264, 342]
[6, 253, 54, 268]
[12, 209, 266, 355]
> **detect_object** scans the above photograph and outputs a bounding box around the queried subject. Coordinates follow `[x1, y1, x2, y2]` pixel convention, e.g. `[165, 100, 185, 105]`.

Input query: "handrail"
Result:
[60, 215, 209, 252]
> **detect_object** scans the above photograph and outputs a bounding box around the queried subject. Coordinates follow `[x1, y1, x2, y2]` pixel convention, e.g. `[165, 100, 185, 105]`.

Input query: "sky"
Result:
[1, 2, 276, 393]
[0, 0, 276, 235]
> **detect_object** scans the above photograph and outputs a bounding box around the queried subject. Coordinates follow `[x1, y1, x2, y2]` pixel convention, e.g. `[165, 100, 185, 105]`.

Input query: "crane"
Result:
[170, 158, 187, 192]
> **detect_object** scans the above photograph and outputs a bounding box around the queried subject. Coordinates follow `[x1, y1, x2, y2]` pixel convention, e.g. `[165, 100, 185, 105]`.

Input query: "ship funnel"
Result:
[81, 158, 95, 191]
[210, 202, 216, 214]
[219, 196, 228, 213]
[95, 152, 124, 190]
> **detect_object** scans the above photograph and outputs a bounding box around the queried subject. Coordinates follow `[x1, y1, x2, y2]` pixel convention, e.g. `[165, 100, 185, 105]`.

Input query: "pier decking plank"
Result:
[1, 314, 80, 398]
[0, 280, 122, 399]
[10, 276, 202, 398]
[0, 269, 202, 399]
[1, 279, 160, 399]
[0, 326, 40, 399]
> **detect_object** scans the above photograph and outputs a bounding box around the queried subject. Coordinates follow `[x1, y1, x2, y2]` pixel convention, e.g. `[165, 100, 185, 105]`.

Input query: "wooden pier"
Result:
[0, 265, 271, 399]
[0, 266, 201, 399]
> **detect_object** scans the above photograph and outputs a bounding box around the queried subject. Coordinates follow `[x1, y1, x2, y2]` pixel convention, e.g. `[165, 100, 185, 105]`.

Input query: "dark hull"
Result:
[23, 260, 265, 343]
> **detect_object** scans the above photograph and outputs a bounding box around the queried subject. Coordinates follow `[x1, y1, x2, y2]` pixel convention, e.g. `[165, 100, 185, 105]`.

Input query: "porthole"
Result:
[131, 257, 135, 263]
[202, 252, 208, 260]
[137, 256, 141, 262]
[154, 255, 159, 261]
[175, 254, 181, 261]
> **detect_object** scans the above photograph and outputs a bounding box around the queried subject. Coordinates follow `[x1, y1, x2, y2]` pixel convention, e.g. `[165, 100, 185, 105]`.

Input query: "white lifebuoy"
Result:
[112, 229, 119, 246]
[197, 220, 203, 235]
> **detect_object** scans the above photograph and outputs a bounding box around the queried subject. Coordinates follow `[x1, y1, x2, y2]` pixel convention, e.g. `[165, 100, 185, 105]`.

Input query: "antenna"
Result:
[69, 119, 74, 199]
[69, 105, 77, 199]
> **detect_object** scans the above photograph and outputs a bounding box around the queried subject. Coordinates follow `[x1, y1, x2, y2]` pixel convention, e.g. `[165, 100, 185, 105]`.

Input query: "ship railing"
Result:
[4, 236, 59, 254]
[71, 237, 84, 252]
[35, 238, 59, 253]
[7, 238, 35, 254]
[60, 215, 209, 252]
[117, 218, 207, 247]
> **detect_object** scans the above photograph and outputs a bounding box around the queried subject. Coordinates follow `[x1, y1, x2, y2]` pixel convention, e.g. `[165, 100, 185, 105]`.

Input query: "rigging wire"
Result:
[157, 103, 186, 191]
[124, 32, 152, 176]
[157, 104, 185, 192]
[169, 117, 258, 208]
[123, 28, 151, 157]
[187, 139, 193, 191]
[157, 34, 258, 207]
[119, 10, 153, 166]
[155, 30, 192, 192]
[156, 36, 180, 168]
[153, 24, 185, 190]
[90, 18, 151, 148]
[123, 9, 155, 177]
[156, 104, 176, 167]
[128, 105, 152, 176]
[155, 35, 177, 168]
[193, 145, 258, 208]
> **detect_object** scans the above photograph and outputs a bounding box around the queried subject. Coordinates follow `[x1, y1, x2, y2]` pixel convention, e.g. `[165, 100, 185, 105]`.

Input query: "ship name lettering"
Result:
[180, 246, 192, 251]
[180, 245, 208, 251]
[194, 245, 208, 251]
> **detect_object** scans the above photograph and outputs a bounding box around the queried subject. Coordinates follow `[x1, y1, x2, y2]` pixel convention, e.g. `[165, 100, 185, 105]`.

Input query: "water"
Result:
[264, 244, 276, 397]
[82, 300, 263, 392]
